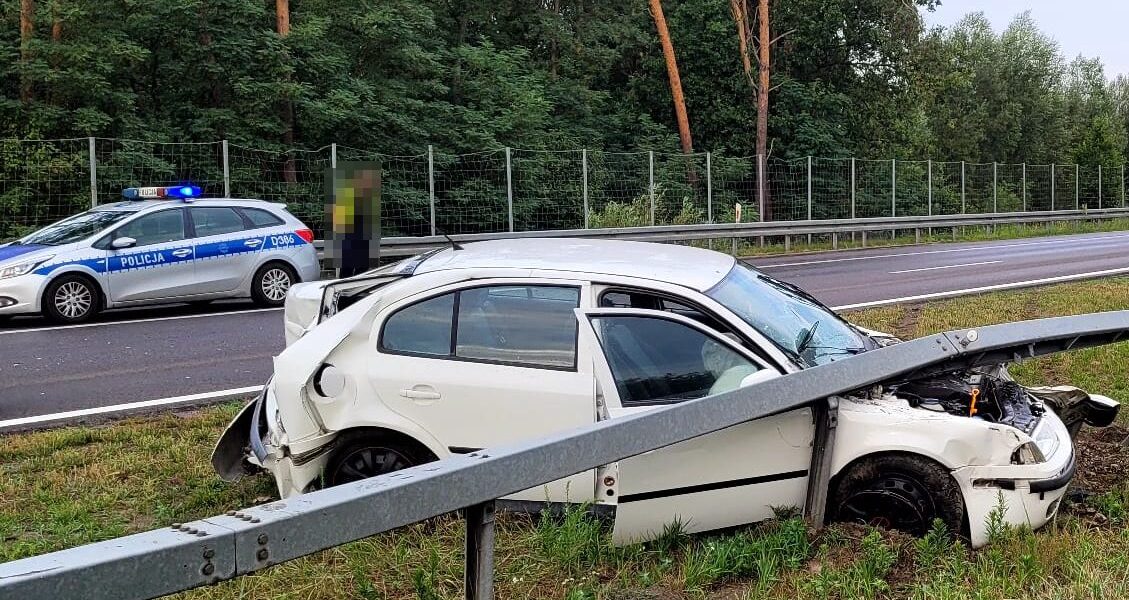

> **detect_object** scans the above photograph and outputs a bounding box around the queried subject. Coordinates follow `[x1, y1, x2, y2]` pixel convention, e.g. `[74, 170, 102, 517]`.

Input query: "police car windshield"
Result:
[21, 210, 134, 246]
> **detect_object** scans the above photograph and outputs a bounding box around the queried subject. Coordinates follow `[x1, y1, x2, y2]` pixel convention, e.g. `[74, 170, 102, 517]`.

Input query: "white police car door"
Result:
[575, 308, 814, 544]
[105, 208, 199, 302]
[188, 206, 259, 293]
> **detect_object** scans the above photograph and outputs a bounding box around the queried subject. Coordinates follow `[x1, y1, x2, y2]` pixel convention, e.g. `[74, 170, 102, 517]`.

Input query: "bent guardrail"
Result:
[2, 311, 1129, 600]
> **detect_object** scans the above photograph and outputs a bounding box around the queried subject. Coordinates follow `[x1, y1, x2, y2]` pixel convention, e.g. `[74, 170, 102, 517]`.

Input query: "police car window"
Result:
[240, 208, 285, 229]
[455, 285, 580, 369]
[592, 315, 760, 406]
[191, 207, 245, 237]
[22, 210, 133, 246]
[114, 210, 187, 246]
[380, 293, 455, 356]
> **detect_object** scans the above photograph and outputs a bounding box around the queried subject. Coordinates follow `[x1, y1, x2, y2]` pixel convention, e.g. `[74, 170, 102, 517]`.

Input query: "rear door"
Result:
[369, 279, 597, 503]
[104, 208, 197, 302]
[189, 206, 259, 293]
[575, 308, 814, 543]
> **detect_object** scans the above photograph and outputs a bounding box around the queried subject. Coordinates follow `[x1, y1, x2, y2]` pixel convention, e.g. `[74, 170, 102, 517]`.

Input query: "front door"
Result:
[576, 308, 815, 543]
[105, 208, 197, 302]
[369, 280, 597, 503]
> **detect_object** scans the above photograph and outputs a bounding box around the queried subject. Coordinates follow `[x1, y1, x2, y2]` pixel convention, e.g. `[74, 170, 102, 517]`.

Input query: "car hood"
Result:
[0, 243, 53, 265]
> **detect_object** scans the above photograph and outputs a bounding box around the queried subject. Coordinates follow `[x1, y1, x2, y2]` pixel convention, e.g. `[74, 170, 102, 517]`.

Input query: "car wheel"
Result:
[324, 432, 436, 487]
[43, 275, 100, 324]
[251, 263, 295, 307]
[829, 454, 964, 537]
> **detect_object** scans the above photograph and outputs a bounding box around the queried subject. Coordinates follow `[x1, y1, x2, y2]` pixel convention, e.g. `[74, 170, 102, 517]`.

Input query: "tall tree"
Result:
[277, 0, 295, 182]
[648, 0, 693, 155]
[19, 0, 34, 102]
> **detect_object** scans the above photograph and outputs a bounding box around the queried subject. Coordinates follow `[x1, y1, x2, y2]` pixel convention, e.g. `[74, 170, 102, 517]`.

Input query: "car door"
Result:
[189, 206, 259, 293]
[369, 280, 597, 503]
[103, 208, 197, 302]
[575, 308, 815, 543]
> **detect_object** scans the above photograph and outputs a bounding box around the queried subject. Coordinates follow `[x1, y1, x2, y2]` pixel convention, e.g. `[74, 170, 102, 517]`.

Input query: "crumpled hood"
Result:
[0, 243, 51, 265]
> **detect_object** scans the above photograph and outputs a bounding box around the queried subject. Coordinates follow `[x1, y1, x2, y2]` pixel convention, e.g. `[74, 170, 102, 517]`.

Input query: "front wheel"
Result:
[250, 263, 295, 307]
[43, 275, 100, 324]
[828, 454, 964, 537]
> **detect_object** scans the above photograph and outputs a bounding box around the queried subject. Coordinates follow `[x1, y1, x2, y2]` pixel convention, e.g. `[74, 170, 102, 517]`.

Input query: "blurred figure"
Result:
[325, 162, 381, 277]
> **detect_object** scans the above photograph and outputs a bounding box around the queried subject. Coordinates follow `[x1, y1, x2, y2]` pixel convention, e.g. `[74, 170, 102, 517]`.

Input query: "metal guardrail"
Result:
[314, 207, 1129, 258]
[3, 311, 1129, 600]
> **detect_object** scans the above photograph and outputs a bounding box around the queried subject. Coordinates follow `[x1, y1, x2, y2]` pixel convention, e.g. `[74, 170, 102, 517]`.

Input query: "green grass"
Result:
[5, 278, 1129, 598]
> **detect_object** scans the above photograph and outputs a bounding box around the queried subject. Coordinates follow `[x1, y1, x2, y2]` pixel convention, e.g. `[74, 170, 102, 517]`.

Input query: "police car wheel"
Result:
[251, 263, 295, 307]
[43, 275, 100, 324]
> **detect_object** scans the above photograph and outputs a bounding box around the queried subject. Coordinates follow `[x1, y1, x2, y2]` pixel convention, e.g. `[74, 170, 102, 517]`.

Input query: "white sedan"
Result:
[213, 239, 1119, 547]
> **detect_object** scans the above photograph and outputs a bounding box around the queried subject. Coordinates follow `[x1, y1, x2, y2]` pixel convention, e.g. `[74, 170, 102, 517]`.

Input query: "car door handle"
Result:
[399, 388, 441, 400]
[171, 249, 192, 258]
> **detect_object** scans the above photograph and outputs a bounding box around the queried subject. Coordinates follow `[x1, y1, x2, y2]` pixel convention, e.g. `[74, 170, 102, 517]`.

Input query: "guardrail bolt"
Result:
[250, 517, 261, 523]
[171, 523, 182, 529]
[203, 549, 216, 559]
[201, 563, 215, 576]
[256, 548, 270, 561]
[196, 531, 208, 537]
[225, 511, 236, 516]
[257, 534, 269, 545]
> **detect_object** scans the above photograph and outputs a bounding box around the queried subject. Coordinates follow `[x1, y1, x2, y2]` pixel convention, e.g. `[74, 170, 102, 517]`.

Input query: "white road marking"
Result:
[0, 307, 282, 335]
[0, 386, 261, 430]
[758, 232, 1129, 269]
[888, 260, 1003, 275]
[831, 265, 1129, 311]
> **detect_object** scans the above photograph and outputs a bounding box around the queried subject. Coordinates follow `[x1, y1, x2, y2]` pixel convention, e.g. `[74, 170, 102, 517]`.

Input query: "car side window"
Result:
[381, 293, 455, 356]
[191, 207, 245, 237]
[455, 285, 580, 368]
[113, 210, 186, 247]
[591, 315, 760, 406]
[600, 289, 734, 336]
[239, 207, 285, 228]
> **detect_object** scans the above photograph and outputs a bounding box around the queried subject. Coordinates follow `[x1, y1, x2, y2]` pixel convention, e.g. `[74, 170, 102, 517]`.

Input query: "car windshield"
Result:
[20, 210, 134, 246]
[705, 263, 871, 367]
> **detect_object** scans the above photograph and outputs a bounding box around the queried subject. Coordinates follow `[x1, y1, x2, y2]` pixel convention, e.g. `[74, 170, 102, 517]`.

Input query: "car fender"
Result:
[831, 394, 1025, 477]
[39, 264, 109, 308]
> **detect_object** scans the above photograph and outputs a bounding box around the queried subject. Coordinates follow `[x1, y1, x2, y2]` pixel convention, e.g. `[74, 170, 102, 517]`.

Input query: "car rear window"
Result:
[240, 207, 285, 228]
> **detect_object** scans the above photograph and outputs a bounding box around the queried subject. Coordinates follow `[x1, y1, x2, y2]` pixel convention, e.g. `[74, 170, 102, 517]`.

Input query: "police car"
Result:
[0, 186, 320, 324]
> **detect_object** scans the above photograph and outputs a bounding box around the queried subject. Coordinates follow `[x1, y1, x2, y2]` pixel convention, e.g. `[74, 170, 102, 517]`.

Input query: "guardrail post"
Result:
[803, 397, 839, 529]
[807, 155, 813, 245]
[88, 137, 97, 208]
[222, 139, 231, 198]
[1022, 162, 1027, 211]
[506, 147, 514, 232]
[1051, 163, 1056, 211]
[465, 501, 497, 600]
[582, 149, 589, 229]
[428, 145, 436, 236]
[649, 150, 655, 226]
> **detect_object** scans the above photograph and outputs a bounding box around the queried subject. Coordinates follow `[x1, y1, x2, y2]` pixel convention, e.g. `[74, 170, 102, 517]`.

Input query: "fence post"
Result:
[927, 159, 932, 216]
[1022, 163, 1026, 211]
[807, 156, 813, 244]
[992, 161, 997, 213]
[1075, 164, 1079, 209]
[850, 157, 856, 243]
[428, 145, 436, 236]
[758, 154, 765, 222]
[222, 140, 231, 198]
[582, 149, 589, 229]
[649, 150, 655, 226]
[706, 151, 713, 224]
[961, 160, 966, 214]
[891, 159, 896, 218]
[1051, 163, 1055, 211]
[1098, 165, 1103, 209]
[1123, 164, 1126, 208]
[506, 147, 514, 232]
[330, 143, 337, 169]
[87, 137, 98, 208]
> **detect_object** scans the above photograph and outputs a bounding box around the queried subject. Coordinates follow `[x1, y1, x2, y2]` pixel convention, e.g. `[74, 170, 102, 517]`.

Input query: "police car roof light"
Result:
[121, 185, 203, 201]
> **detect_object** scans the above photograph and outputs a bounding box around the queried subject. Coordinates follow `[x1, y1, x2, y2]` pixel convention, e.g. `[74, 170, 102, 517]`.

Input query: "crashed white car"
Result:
[214, 239, 1119, 547]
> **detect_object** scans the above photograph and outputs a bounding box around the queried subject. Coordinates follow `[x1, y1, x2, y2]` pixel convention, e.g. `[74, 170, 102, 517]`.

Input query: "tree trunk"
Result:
[276, 0, 296, 183]
[649, 0, 693, 156]
[20, 0, 35, 103]
[755, 0, 771, 221]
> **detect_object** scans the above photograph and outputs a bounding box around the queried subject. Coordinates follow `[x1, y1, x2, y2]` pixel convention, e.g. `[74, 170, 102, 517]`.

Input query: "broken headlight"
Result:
[1011, 441, 1046, 465]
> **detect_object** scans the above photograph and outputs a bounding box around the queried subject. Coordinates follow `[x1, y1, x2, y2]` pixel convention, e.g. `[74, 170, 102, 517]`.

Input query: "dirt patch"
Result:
[893, 303, 924, 339]
[1071, 425, 1129, 494]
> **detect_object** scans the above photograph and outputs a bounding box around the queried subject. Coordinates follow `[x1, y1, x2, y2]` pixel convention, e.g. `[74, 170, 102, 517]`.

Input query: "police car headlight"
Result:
[313, 364, 347, 398]
[0, 256, 52, 280]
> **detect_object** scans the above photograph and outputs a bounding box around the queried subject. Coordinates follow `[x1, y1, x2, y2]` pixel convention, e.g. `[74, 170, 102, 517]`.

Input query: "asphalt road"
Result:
[3, 230, 1129, 422]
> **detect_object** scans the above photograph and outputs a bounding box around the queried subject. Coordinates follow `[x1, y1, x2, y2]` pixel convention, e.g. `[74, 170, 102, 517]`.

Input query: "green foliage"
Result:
[804, 529, 897, 600]
[680, 518, 810, 591]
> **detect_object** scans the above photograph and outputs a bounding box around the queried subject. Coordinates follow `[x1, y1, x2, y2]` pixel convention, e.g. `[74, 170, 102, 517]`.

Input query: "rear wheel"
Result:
[324, 431, 436, 487]
[829, 454, 964, 537]
[43, 275, 100, 324]
[251, 263, 295, 307]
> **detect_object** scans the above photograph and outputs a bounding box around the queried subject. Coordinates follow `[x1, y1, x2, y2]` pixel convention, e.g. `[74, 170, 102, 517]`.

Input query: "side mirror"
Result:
[739, 369, 781, 388]
[111, 237, 137, 250]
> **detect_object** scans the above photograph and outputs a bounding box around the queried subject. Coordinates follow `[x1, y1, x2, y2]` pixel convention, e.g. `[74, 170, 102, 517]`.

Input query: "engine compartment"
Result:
[892, 370, 1044, 434]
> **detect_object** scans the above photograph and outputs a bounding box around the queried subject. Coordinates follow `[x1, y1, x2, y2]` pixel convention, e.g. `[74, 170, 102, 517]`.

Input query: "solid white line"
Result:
[831, 265, 1129, 311]
[0, 386, 261, 430]
[758, 232, 1129, 269]
[0, 307, 282, 336]
[888, 260, 1002, 275]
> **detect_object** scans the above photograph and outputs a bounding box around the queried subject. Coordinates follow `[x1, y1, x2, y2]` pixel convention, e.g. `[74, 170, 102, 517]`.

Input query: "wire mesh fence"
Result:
[2, 138, 1128, 241]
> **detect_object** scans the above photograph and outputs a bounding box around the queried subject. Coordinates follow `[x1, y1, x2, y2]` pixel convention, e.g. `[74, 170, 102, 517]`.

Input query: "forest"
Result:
[2, 1, 1128, 236]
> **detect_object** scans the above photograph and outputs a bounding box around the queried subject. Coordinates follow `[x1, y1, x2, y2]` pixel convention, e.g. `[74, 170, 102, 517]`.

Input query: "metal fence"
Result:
[1, 138, 1127, 240]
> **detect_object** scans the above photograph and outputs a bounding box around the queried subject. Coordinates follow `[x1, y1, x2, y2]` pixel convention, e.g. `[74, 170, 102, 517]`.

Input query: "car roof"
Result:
[91, 198, 284, 212]
[414, 238, 737, 291]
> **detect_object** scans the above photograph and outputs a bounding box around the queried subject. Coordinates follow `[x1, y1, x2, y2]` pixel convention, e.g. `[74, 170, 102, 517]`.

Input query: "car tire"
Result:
[323, 431, 437, 488]
[42, 274, 101, 324]
[828, 453, 964, 538]
[251, 262, 296, 307]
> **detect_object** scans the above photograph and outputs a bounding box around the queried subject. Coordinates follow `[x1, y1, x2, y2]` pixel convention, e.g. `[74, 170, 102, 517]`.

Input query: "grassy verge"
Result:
[4, 278, 1129, 599]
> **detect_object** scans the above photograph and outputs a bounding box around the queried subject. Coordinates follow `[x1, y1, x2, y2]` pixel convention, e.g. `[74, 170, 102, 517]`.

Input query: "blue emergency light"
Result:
[122, 185, 203, 200]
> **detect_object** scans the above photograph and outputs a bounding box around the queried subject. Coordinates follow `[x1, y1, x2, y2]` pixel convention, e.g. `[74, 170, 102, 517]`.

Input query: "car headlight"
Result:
[0, 256, 52, 280]
[1011, 441, 1047, 465]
